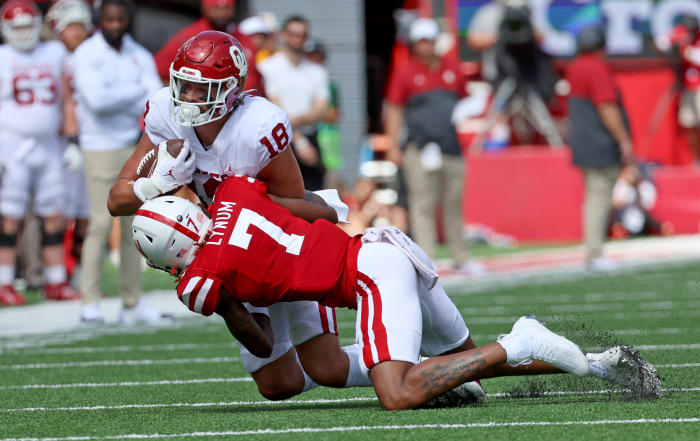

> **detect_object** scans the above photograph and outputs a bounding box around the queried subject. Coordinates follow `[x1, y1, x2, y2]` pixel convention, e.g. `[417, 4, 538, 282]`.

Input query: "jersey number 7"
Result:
[229, 208, 304, 255]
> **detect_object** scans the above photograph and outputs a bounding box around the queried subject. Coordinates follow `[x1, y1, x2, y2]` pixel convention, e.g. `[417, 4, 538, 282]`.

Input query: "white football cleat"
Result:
[499, 316, 591, 377]
[586, 345, 662, 399]
[119, 298, 173, 327]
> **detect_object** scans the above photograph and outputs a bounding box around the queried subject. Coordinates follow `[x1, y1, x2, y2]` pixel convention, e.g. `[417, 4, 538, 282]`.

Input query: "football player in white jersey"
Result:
[46, 0, 93, 286]
[108, 31, 373, 399]
[0, 0, 81, 305]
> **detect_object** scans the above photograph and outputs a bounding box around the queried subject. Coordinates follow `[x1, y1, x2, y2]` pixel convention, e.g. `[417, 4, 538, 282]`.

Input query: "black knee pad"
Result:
[41, 229, 66, 246]
[0, 232, 18, 248]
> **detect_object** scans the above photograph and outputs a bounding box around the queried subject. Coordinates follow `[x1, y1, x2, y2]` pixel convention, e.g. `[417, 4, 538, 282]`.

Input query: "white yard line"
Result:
[460, 300, 700, 316]
[0, 320, 221, 352]
[0, 356, 239, 370]
[657, 362, 700, 368]
[2, 418, 700, 440]
[3, 388, 699, 412]
[5, 343, 237, 356]
[0, 377, 253, 391]
[10, 337, 696, 357]
[1, 397, 376, 412]
[463, 310, 700, 325]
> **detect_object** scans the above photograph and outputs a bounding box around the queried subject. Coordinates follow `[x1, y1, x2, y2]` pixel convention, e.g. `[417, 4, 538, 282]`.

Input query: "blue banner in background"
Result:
[457, 0, 700, 57]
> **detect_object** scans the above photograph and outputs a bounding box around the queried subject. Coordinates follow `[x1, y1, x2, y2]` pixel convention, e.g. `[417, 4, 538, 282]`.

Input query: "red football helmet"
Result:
[170, 30, 249, 127]
[1, 0, 42, 51]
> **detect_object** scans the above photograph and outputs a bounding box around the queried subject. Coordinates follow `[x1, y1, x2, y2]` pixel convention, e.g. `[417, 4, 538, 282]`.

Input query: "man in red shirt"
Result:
[384, 18, 482, 276]
[657, 15, 700, 161]
[153, 0, 261, 91]
[131, 176, 660, 409]
[566, 26, 635, 272]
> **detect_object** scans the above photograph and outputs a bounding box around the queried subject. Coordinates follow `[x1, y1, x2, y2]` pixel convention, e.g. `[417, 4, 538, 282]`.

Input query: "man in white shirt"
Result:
[72, 0, 162, 324]
[258, 15, 330, 190]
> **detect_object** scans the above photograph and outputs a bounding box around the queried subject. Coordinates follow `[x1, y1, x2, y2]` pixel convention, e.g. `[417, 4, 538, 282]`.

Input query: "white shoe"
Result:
[587, 257, 619, 273]
[586, 346, 662, 398]
[454, 260, 488, 277]
[498, 316, 591, 377]
[79, 302, 104, 326]
[119, 298, 173, 326]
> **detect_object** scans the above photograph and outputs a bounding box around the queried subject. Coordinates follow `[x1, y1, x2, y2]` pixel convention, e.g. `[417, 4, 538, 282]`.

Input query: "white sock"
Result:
[0, 265, 14, 286]
[341, 344, 373, 387]
[44, 265, 67, 285]
[497, 333, 531, 365]
[302, 369, 319, 392]
[294, 353, 318, 392]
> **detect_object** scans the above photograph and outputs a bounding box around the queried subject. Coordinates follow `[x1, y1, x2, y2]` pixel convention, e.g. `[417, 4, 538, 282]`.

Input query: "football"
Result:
[136, 139, 189, 179]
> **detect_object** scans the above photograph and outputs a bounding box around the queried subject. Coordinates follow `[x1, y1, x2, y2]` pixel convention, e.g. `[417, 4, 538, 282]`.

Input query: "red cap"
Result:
[202, 0, 234, 7]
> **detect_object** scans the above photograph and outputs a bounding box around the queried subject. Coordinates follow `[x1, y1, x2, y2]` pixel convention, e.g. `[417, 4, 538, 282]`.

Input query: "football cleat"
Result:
[423, 380, 488, 408]
[586, 345, 662, 399]
[499, 315, 591, 377]
[79, 302, 104, 326]
[44, 282, 81, 301]
[119, 298, 173, 327]
[0, 284, 25, 306]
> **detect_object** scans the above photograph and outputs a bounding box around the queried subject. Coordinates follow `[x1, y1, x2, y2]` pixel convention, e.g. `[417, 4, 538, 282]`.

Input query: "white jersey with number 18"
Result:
[144, 87, 293, 205]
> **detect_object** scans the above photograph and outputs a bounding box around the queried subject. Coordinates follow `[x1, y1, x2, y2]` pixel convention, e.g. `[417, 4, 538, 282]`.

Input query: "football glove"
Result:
[133, 140, 196, 202]
[63, 140, 83, 172]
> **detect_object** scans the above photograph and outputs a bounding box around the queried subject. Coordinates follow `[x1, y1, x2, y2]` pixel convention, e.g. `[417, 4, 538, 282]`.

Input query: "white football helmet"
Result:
[132, 196, 212, 274]
[1, 0, 42, 52]
[46, 0, 93, 34]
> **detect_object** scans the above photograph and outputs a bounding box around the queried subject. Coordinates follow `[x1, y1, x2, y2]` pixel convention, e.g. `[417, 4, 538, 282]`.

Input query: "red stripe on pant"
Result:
[358, 287, 374, 369]
[318, 303, 330, 334]
[358, 272, 391, 365]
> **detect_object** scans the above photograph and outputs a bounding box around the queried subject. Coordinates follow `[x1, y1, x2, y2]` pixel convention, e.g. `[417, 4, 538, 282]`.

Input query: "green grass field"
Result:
[1, 262, 699, 440]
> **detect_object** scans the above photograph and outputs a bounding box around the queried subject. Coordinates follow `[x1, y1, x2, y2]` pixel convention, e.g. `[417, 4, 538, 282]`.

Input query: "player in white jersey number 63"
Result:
[107, 30, 375, 400]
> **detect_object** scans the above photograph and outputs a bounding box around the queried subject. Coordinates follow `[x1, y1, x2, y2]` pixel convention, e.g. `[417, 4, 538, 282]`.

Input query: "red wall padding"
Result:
[462, 147, 700, 241]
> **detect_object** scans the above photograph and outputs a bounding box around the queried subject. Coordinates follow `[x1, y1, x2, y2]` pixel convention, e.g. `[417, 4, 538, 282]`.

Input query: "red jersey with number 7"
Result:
[176, 176, 362, 316]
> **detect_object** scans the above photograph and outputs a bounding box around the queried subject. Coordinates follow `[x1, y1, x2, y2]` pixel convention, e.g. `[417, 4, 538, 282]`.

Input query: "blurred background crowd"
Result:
[0, 0, 698, 320]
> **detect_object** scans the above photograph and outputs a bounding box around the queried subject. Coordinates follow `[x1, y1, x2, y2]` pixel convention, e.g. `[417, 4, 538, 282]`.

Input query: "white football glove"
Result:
[63, 142, 83, 172]
[133, 140, 196, 202]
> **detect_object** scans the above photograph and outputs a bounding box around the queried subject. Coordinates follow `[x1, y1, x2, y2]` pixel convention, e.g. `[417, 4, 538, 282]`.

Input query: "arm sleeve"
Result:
[588, 62, 618, 105]
[253, 109, 293, 168]
[129, 52, 164, 118]
[177, 271, 223, 317]
[454, 59, 468, 99]
[385, 66, 407, 105]
[258, 60, 281, 100]
[143, 95, 169, 146]
[73, 52, 147, 115]
[314, 67, 331, 102]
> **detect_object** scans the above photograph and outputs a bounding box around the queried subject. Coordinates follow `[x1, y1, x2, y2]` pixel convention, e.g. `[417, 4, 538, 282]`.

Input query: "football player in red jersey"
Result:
[132, 176, 661, 409]
[107, 31, 372, 400]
